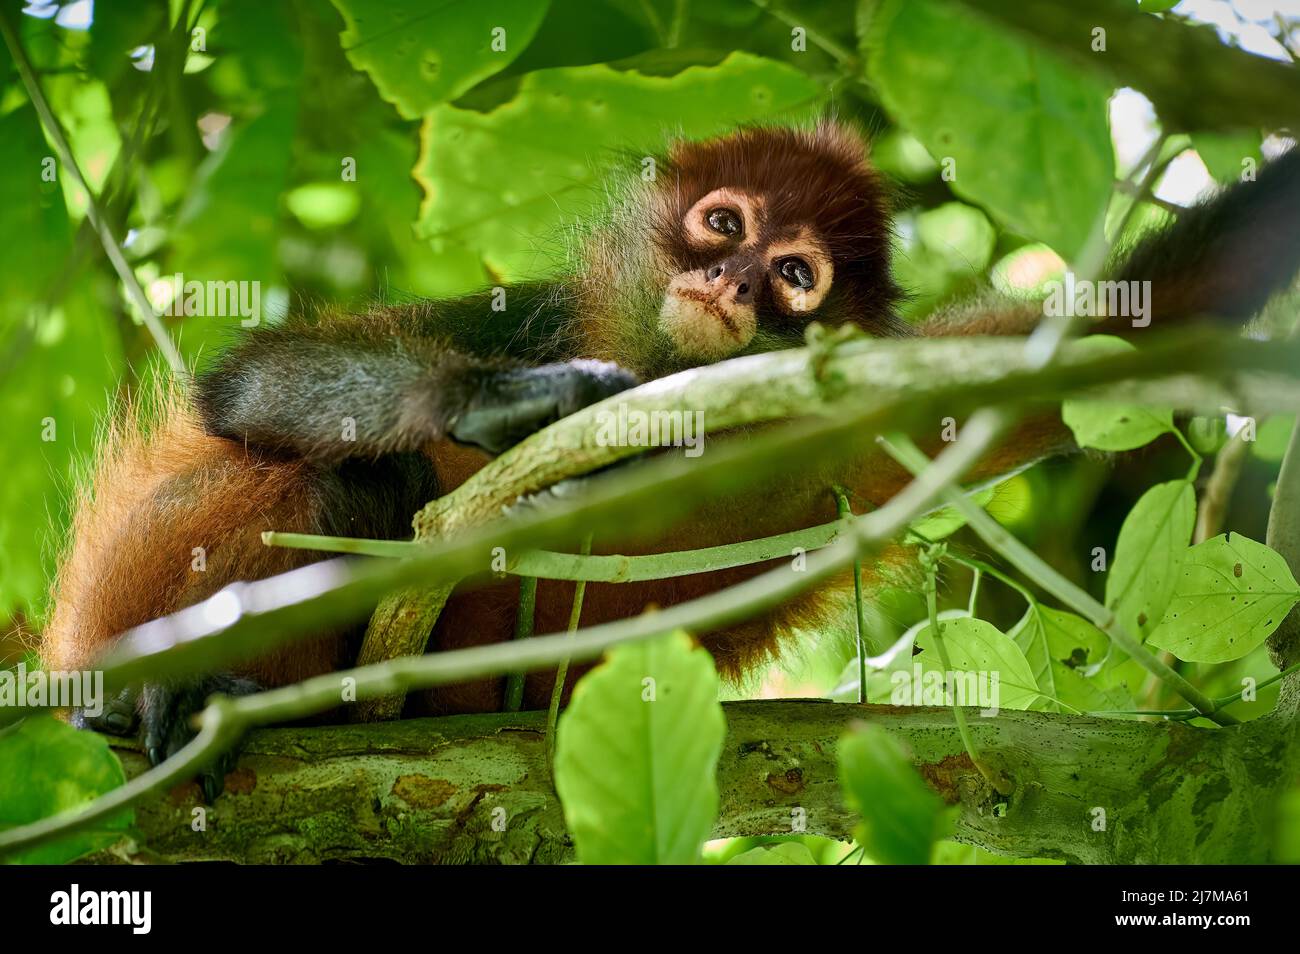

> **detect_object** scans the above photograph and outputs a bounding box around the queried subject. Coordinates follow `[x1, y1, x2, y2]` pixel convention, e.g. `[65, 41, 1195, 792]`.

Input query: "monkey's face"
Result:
[658, 187, 835, 361]
[644, 123, 903, 370]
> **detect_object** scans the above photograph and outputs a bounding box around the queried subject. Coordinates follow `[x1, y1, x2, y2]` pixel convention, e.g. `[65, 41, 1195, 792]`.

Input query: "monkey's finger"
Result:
[71, 685, 140, 736]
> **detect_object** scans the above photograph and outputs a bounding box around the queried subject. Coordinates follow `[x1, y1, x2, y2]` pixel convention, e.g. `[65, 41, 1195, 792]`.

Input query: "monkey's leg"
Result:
[194, 323, 636, 463]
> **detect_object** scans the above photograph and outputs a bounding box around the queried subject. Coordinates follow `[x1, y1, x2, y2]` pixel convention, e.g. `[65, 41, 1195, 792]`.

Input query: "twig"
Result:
[920, 544, 1008, 793]
[0, 404, 1001, 856]
[879, 435, 1237, 726]
[546, 534, 592, 768]
[0, 9, 188, 380]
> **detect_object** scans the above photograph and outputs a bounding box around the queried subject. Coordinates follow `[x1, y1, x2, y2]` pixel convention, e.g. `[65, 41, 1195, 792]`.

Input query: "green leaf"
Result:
[838, 725, 954, 865]
[912, 617, 1040, 710]
[1192, 131, 1261, 185]
[1105, 480, 1196, 641]
[414, 53, 823, 278]
[1062, 338, 1174, 451]
[1062, 401, 1174, 453]
[554, 631, 725, 864]
[726, 842, 818, 865]
[1010, 605, 1124, 713]
[1148, 533, 1300, 663]
[331, 0, 551, 118]
[0, 715, 131, 864]
[861, 0, 1113, 260]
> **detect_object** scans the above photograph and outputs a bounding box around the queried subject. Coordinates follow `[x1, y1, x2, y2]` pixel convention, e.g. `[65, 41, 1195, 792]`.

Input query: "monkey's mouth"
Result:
[658, 275, 756, 361]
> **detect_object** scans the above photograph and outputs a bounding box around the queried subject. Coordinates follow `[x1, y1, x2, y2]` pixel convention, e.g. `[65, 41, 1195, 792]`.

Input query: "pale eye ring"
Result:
[705, 207, 742, 236]
[776, 256, 815, 290]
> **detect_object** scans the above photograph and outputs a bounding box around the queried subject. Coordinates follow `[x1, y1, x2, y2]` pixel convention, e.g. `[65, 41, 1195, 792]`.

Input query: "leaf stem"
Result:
[920, 545, 1007, 794]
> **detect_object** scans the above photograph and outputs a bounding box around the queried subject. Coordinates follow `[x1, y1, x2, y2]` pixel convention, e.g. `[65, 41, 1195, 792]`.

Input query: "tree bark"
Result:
[96, 699, 1295, 865]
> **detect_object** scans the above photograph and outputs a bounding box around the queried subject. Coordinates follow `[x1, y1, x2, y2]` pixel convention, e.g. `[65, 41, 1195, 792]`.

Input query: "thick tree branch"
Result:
[88, 700, 1284, 865]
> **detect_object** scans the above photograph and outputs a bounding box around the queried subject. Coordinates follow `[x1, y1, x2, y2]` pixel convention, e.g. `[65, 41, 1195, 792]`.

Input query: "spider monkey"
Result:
[42, 121, 1300, 793]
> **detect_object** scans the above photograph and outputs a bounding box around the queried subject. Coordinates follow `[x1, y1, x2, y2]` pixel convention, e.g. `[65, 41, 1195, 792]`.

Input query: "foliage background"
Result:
[1, 0, 1299, 797]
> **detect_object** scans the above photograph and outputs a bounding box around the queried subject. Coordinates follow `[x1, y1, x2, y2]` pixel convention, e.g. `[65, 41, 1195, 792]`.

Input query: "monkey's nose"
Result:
[705, 262, 754, 305]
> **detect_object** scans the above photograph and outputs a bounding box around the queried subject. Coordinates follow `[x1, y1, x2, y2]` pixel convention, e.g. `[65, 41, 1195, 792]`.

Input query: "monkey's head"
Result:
[580, 121, 905, 378]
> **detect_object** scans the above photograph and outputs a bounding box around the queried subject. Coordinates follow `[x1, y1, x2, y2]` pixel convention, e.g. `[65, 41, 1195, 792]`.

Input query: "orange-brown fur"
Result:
[43, 125, 1300, 722]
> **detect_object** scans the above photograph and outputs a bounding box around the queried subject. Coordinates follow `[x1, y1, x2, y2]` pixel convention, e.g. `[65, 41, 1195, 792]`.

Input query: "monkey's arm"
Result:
[195, 308, 635, 464]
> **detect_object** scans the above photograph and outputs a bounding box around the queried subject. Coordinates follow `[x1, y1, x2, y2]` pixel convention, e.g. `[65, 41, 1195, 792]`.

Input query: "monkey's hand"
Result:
[138, 674, 262, 803]
[450, 359, 637, 455]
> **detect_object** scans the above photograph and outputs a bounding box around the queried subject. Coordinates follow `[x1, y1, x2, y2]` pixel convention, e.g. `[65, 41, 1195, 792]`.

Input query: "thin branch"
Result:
[1195, 428, 1252, 543]
[879, 435, 1237, 726]
[0, 9, 188, 380]
[0, 403, 1002, 856]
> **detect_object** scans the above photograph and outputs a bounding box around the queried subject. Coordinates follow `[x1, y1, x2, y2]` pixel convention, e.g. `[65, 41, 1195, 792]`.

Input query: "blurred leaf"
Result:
[331, 0, 551, 118]
[1148, 533, 1300, 664]
[0, 715, 130, 864]
[414, 52, 824, 278]
[932, 840, 1064, 864]
[1253, 415, 1296, 464]
[285, 182, 362, 229]
[0, 105, 71, 327]
[168, 97, 298, 355]
[862, 0, 1113, 260]
[914, 202, 996, 273]
[554, 631, 725, 865]
[1105, 479, 1196, 642]
[0, 284, 124, 616]
[1192, 131, 1261, 184]
[726, 842, 819, 864]
[838, 724, 954, 865]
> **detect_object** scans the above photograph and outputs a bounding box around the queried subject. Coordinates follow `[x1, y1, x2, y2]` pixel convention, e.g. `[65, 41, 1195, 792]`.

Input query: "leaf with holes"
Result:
[1105, 479, 1196, 642]
[1010, 604, 1124, 713]
[912, 616, 1040, 710]
[1062, 338, 1174, 451]
[1148, 533, 1300, 663]
[331, 0, 551, 118]
[554, 630, 724, 864]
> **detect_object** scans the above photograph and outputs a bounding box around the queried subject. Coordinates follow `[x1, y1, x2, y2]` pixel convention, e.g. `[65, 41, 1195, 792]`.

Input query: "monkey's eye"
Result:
[706, 207, 742, 236]
[776, 256, 815, 290]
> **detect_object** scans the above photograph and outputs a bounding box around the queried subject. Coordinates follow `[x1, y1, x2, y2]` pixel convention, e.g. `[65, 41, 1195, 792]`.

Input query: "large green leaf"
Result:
[414, 53, 824, 278]
[838, 725, 954, 865]
[554, 631, 725, 865]
[1104, 479, 1196, 642]
[1148, 533, 1300, 663]
[0, 715, 131, 864]
[912, 616, 1040, 710]
[0, 106, 123, 616]
[861, 0, 1113, 260]
[1010, 604, 1126, 713]
[331, 0, 551, 119]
